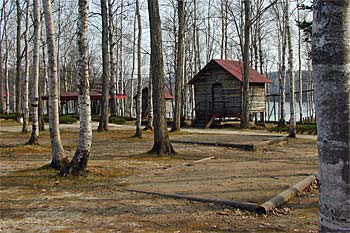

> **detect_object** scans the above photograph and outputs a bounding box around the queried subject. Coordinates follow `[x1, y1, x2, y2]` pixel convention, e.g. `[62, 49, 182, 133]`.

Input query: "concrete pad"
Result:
[171, 134, 288, 151]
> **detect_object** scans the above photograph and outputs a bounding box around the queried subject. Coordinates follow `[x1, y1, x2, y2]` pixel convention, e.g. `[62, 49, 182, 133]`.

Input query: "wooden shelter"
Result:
[188, 59, 272, 128]
[42, 90, 127, 115]
[133, 87, 174, 119]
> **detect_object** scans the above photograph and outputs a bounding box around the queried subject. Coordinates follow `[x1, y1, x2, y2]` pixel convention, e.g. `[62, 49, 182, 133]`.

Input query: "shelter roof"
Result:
[41, 90, 127, 101]
[188, 59, 272, 84]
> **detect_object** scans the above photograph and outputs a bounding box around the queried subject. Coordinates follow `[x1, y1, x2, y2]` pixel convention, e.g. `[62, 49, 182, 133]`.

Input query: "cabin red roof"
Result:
[164, 92, 174, 100]
[41, 90, 127, 101]
[188, 59, 272, 84]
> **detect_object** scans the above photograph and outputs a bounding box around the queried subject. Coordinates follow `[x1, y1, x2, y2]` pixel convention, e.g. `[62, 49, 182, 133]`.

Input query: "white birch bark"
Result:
[313, 1, 350, 232]
[286, 0, 296, 138]
[42, 0, 65, 169]
[119, 0, 125, 116]
[130, 12, 136, 119]
[62, 0, 92, 176]
[22, 1, 30, 133]
[297, 0, 303, 123]
[27, 0, 41, 145]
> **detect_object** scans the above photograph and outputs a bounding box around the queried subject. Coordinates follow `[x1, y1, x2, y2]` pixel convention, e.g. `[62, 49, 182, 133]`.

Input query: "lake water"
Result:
[266, 102, 315, 122]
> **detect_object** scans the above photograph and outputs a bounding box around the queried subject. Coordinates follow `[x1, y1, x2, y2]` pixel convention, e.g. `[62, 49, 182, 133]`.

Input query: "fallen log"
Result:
[124, 188, 258, 212]
[256, 174, 317, 214]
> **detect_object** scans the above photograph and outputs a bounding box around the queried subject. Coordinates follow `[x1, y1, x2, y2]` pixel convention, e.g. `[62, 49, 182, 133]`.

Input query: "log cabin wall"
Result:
[249, 83, 266, 113]
[194, 64, 242, 116]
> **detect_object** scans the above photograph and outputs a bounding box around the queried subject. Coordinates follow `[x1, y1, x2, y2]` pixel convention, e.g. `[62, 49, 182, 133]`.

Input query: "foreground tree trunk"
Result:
[98, 0, 110, 132]
[171, 0, 185, 132]
[42, 0, 66, 169]
[61, 0, 92, 176]
[313, 1, 350, 232]
[134, 0, 142, 138]
[241, 0, 251, 129]
[147, 0, 175, 155]
[286, 0, 296, 138]
[27, 0, 41, 145]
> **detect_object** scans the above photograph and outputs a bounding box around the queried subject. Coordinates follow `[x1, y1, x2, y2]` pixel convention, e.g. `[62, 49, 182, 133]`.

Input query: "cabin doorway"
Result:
[212, 83, 223, 113]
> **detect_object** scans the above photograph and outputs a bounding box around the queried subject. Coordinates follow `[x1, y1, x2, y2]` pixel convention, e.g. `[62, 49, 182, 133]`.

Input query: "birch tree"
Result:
[61, 0, 92, 176]
[108, 0, 117, 116]
[0, 0, 6, 114]
[286, 0, 296, 138]
[26, 0, 41, 145]
[147, 0, 175, 155]
[312, 0, 350, 232]
[42, 0, 66, 169]
[297, 0, 303, 123]
[22, 1, 30, 133]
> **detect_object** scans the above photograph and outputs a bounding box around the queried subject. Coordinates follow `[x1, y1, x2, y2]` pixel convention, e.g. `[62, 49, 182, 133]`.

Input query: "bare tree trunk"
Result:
[1, 1, 10, 114]
[108, 0, 117, 116]
[0, 1, 5, 114]
[130, 11, 137, 119]
[171, 0, 185, 132]
[5, 46, 9, 113]
[297, 0, 303, 123]
[313, 1, 350, 232]
[241, 0, 251, 129]
[144, 76, 153, 130]
[61, 0, 92, 176]
[15, 0, 22, 123]
[12, 69, 16, 113]
[56, 0, 61, 109]
[286, 1, 296, 138]
[278, 3, 287, 127]
[27, 0, 41, 145]
[42, 0, 66, 169]
[134, 0, 142, 138]
[119, 0, 125, 116]
[98, 0, 110, 132]
[40, 35, 48, 131]
[193, 0, 201, 70]
[0, 38, 4, 114]
[22, 2, 30, 133]
[147, 0, 175, 155]
[206, 0, 212, 62]
[220, 0, 225, 59]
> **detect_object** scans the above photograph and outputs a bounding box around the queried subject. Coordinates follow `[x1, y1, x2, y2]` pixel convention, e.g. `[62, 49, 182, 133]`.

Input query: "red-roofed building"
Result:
[188, 59, 272, 128]
[42, 90, 127, 115]
[139, 87, 174, 119]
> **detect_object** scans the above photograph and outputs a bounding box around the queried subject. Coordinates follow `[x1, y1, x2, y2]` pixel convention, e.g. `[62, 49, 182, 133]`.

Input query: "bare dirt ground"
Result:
[0, 120, 318, 232]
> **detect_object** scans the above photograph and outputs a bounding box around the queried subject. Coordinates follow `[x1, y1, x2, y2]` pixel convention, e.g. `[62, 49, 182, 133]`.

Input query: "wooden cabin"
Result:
[188, 59, 272, 128]
[133, 87, 174, 119]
